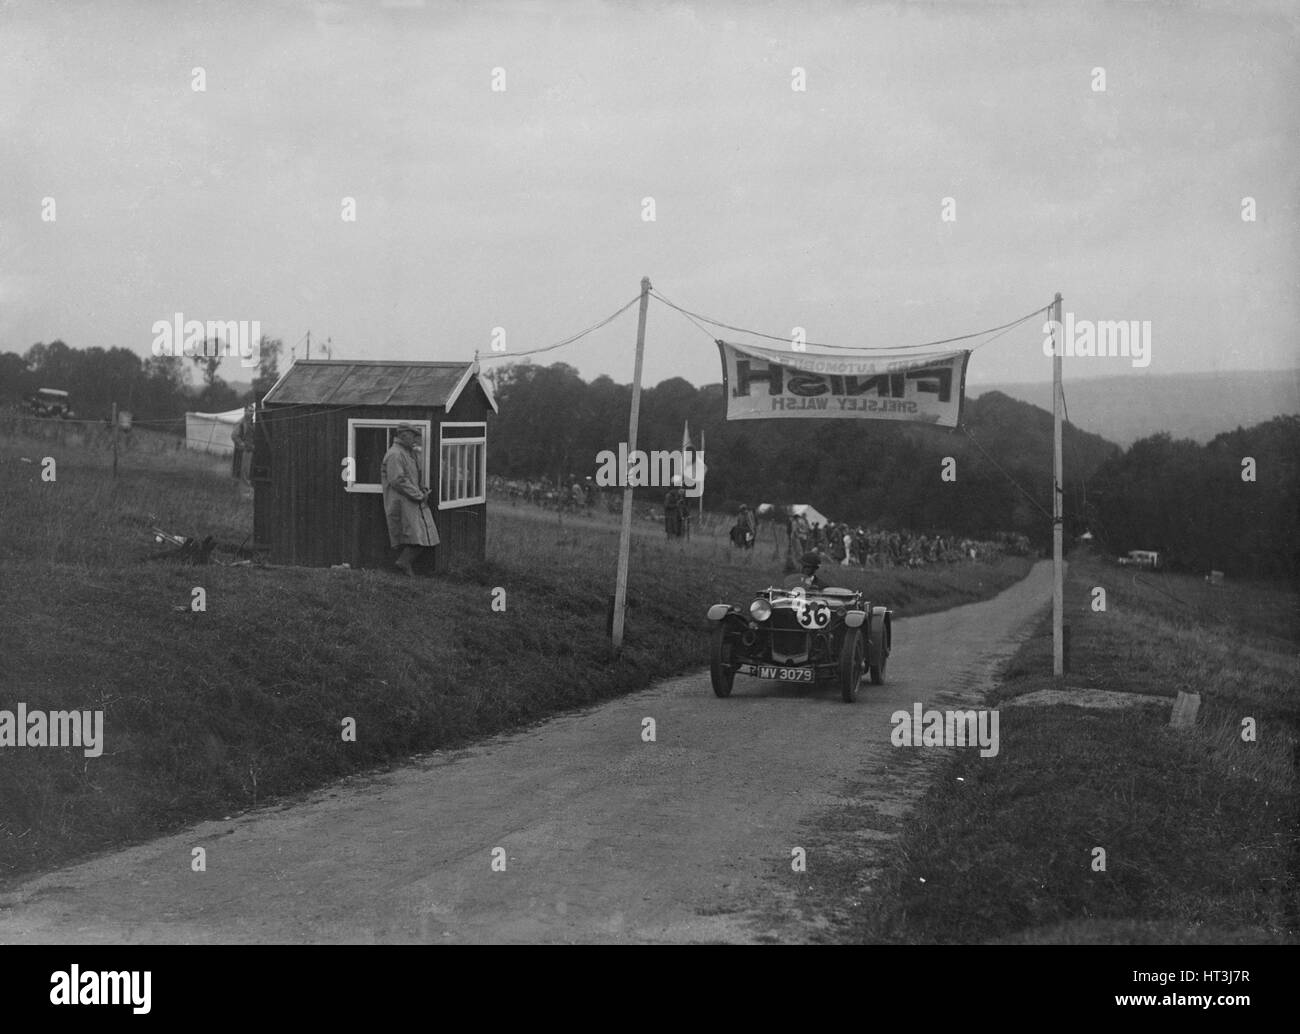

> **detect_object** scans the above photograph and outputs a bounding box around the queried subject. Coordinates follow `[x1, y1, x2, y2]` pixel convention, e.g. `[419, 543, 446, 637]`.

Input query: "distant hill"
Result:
[969, 369, 1300, 448]
[959, 388, 1119, 480]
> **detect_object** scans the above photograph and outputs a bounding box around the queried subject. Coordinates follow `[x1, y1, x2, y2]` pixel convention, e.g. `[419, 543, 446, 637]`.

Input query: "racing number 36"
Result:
[793, 597, 830, 629]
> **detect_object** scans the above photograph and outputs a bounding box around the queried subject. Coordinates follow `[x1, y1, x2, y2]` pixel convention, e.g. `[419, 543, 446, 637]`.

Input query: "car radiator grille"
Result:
[768, 610, 810, 661]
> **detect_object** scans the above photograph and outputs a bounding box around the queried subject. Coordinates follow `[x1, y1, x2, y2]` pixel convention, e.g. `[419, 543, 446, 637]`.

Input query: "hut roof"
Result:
[262, 360, 498, 412]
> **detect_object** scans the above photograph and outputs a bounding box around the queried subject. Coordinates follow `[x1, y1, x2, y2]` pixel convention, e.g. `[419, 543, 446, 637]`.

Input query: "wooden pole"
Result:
[111, 401, 119, 479]
[1052, 291, 1064, 677]
[612, 276, 651, 651]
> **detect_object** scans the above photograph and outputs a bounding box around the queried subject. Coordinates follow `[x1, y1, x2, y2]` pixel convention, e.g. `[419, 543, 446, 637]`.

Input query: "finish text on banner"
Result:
[716, 340, 971, 427]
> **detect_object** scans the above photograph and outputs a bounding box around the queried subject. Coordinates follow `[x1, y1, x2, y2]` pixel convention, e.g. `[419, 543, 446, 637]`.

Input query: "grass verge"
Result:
[820, 547, 1298, 944]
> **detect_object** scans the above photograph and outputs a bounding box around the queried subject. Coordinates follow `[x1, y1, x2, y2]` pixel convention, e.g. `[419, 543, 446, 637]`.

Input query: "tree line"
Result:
[0, 339, 283, 429]
[1088, 417, 1298, 580]
[484, 362, 1297, 579]
[483, 362, 1118, 549]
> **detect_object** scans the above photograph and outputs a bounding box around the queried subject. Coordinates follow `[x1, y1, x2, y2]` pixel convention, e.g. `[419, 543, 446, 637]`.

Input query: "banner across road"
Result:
[716, 340, 971, 428]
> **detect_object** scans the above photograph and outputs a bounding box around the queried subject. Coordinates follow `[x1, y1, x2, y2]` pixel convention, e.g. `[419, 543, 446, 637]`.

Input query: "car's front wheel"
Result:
[710, 625, 736, 698]
[870, 616, 890, 685]
[839, 627, 865, 702]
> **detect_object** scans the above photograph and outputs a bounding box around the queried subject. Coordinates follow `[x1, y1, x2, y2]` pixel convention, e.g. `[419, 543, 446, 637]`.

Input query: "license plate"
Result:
[736, 663, 814, 683]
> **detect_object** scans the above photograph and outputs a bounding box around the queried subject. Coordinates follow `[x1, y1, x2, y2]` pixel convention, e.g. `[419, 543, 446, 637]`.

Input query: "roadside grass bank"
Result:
[822, 548, 1298, 944]
[0, 428, 1035, 883]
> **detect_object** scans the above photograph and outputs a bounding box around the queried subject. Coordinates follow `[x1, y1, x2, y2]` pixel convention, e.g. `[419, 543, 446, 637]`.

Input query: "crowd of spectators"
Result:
[487, 477, 1034, 566]
[778, 511, 1033, 569]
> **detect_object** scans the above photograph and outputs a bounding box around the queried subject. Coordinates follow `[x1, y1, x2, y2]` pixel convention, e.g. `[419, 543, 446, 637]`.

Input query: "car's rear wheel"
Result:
[710, 625, 736, 698]
[839, 628, 865, 702]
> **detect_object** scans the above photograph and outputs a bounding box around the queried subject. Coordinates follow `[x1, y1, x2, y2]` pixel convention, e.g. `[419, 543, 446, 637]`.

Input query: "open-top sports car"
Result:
[706, 585, 892, 702]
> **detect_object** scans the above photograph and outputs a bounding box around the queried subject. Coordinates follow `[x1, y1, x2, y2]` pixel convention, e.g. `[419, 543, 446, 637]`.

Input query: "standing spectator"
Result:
[382, 424, 439, 576]
[792, 512, 811, 549]
[730, 503, 757, 549]
[664, 481, 685, 538]
[787, 510, 811, 566]
[739, 503, 756, 547]
[230, 403, 255, 481]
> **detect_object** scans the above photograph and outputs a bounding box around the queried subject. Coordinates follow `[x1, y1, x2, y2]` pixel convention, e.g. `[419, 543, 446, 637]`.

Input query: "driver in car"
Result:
[785, 548, 826, 590]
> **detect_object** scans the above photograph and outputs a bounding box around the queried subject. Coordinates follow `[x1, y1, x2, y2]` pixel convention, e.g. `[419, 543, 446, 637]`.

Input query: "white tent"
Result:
[185, 408, 245, 455]
[755, 502, 832, 528]
[790, 503, 831, 528]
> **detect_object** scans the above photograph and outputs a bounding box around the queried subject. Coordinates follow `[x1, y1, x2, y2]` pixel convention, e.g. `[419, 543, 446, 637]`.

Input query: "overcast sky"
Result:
[1, 0, 1296, 393]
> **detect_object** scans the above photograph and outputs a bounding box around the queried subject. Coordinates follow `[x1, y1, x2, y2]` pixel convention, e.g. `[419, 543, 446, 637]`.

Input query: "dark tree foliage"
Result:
[1091, 417, 1299, 579]
[5, 340, 150, 421]
[0, 340, 264, 430]
[250, 336, 284, 400]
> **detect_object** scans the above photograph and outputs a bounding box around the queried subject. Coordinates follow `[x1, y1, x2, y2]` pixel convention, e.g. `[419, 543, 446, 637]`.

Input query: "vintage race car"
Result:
[706, 584, 892, 702]
[24, 388, 73, 419]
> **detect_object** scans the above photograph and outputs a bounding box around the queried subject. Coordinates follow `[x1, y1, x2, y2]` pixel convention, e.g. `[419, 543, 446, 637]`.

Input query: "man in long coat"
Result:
[663, 483, 684, 538]
[382, 424, 439, 576]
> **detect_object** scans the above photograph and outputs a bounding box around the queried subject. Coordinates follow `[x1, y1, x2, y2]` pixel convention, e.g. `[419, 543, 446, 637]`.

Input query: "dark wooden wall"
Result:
[253, 383, 492, 571]
[251, 416, 272, 550]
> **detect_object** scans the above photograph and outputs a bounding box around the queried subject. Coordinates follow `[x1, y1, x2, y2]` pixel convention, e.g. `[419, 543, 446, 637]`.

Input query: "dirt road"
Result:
[0, 562, 1053, 944]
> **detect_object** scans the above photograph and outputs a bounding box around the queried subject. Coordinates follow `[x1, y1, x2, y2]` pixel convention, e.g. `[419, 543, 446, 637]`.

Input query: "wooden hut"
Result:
[252, 360, 497, 571]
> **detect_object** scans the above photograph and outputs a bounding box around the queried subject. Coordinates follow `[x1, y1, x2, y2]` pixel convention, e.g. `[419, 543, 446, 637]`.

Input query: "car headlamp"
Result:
[749, 598, 772, 622]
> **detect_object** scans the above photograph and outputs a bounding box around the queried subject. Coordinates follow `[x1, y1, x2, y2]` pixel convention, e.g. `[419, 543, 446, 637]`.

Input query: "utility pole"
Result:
[611, 276, 652, 652]
[1052, 291, 1064, 677]
[306, 330, 311, 360]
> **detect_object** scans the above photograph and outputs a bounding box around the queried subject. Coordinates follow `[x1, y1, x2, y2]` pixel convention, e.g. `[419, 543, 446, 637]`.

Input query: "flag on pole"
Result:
[681, 420, 694, 486]
[698, 427, 705, 514]
[679, 420, 705, 498]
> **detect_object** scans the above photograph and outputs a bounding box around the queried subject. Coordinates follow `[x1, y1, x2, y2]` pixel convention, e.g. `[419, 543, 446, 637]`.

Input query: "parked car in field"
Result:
[24, 387, 74, 419]
[1116, 549, 1160, 569]
[706, 583, 893, 702]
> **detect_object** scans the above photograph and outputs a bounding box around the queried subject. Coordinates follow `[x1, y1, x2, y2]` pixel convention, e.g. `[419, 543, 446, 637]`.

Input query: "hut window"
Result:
[439, 422, 487, 508]
[345, 419, 431, 494]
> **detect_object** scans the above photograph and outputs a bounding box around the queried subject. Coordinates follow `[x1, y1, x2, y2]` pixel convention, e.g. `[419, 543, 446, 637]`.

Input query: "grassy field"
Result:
[0, 420, 1035, 883]
[817, 547, 1298, 944]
